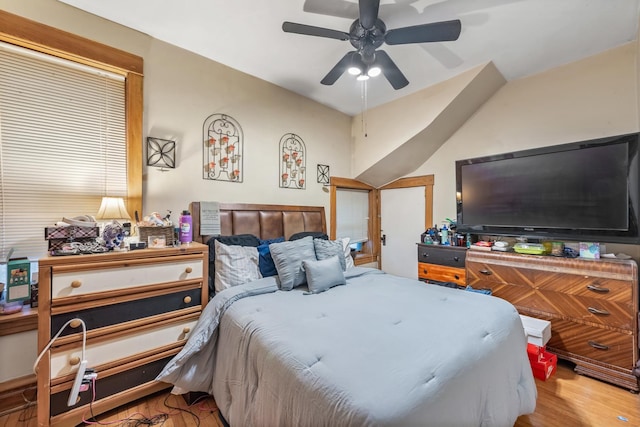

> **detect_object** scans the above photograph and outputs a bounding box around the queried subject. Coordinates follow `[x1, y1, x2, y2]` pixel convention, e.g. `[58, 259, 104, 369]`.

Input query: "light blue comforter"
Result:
[157, 267, 537, 426]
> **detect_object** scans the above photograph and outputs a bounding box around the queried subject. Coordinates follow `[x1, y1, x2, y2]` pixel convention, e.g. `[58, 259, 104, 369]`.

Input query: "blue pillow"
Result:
[257, 237, 285, 277]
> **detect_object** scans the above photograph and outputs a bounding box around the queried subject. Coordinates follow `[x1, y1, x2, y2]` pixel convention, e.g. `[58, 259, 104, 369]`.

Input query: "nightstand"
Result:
[417, 244, 466, 286]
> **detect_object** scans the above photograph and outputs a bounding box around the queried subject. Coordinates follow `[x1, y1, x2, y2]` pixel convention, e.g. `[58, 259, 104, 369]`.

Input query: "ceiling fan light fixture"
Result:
[348, 66, 362, 76]
[367, 66, 381, 77]
[356, 74, 370, 81]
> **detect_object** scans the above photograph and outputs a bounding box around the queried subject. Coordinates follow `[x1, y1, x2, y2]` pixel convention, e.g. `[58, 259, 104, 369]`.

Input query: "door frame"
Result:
[379, 175, 434, 270]
[329, 175, 434, 267]
[329, 177, 379, 266]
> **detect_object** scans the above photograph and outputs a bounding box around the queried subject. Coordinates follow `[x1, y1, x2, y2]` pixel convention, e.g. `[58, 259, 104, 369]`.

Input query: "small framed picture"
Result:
[148, 236, 167, 249]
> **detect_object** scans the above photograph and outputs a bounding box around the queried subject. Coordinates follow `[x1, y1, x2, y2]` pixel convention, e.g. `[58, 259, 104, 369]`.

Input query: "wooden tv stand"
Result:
[466, 250, 639, 391]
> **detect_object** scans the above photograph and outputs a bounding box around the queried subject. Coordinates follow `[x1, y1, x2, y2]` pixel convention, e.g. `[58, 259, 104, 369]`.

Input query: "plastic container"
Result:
[179, 210, 193, 243]
[440, 224, 449, 245]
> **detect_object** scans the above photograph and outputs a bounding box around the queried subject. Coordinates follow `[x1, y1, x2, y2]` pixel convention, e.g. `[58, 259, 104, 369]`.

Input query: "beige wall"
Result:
[0, 0, 353, 223]
[412, 42, 639, 254]
[1, 0, 638, 247]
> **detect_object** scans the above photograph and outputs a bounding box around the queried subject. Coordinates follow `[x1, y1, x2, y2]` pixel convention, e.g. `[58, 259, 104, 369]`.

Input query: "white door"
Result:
[380, 186, 425, 279]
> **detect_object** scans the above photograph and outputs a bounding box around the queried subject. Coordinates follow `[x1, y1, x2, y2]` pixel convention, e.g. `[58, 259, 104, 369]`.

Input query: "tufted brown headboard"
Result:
[189, 202, 327, 243]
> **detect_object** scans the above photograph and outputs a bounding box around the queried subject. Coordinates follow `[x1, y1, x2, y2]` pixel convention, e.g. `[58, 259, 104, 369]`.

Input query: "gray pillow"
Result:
[302, 256, 346, 294]
[313, 238, 346, 271]
[269, 236, 316, 291]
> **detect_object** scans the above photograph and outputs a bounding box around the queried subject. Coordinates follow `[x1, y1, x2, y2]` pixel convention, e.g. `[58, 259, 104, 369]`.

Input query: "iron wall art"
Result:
[203, 113, 243, 182]
[317, 164, 330, 184]
[146, 137, 176, 170]
[279, 133, 306, 189]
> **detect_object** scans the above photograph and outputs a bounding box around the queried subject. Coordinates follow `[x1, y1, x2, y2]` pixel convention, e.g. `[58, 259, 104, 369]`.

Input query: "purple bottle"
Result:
[179, 210, 192, 244]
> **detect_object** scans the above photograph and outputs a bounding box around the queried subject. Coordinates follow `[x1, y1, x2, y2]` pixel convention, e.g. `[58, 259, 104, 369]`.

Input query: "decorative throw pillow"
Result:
[214, 240, 262, 293]
[257, 237, 285, 277]
[302, 256, 346, 294]
[341, 237, 355, 269]
[269, 236, 316, 291]
[289, 231, 328, 241]
[206, 234, 261, 296]
[313, 238, 346, 271]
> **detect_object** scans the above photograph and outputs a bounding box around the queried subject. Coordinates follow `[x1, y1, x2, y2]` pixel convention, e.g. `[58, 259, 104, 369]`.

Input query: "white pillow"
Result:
[214, 240, 262, 293]
[341, 237, 355, 269]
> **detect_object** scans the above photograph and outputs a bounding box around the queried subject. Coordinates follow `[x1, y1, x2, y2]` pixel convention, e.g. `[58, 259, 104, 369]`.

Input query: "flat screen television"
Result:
[455, 132, 640, 243]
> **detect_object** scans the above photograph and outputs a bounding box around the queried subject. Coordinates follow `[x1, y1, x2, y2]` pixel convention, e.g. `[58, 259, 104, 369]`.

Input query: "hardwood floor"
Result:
[2, 360, 638, 426]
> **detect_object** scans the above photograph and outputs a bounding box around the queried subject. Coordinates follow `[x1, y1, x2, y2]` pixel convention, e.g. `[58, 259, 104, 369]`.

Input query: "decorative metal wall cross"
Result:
[147, 137, 176, 170]
[203, 114, 243, 182]
[279, 133, 306, 189]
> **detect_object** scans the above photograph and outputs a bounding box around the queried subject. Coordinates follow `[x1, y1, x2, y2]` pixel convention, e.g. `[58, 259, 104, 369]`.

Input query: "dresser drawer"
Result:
[466, 260, 536, 288]
[51, 286, 202, 339]
[51, 255, 203, 299]
[50, 353, 175, 418]
[50, 315, 198, 380]
[537, 290, 634, 330]
[536, 271, 632, 302]
[417, 245, 466, 268]
[418, 262, 466, 285]
[545, 317, 635, 368]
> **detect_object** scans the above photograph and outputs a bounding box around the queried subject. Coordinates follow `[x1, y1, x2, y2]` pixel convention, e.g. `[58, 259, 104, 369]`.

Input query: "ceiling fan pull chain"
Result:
[361, 80, 368, 137]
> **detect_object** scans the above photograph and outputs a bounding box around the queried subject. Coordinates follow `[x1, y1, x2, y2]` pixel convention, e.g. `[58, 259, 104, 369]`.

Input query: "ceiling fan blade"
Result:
[358, 0, 380, 30]
[282, 21, 350, 41]
[321, 51, 357, 85]
[385, 19, 462, 45]
[375, 50, 409, 90]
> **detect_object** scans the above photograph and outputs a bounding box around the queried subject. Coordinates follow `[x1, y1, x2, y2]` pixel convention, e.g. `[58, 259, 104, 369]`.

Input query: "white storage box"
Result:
[519, 315, 551, 347]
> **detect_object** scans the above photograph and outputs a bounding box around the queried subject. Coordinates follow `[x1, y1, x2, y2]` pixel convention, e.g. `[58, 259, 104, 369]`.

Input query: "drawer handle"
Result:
[183, 327, 191, 334]
[453, 256, 459, 262]
[422, 253, 429, 258]
[587, 307, 610, 316]
[69, 356, 81, 366]
[454, 275, 460, 280]
[479, 269, 492, 276]
[183, 296, 192, 304]
[422, 269, 428, 275]
[586, 284, 610, 293]
[185, 267, 193, 274]
[69, 319, 82, 328]
[70, 280, 82, 288]
[588, 340, 609, 351]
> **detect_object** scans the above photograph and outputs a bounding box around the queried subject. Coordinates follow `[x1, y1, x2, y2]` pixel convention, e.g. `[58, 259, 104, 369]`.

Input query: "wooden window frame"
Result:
[0, 10, 143, 217]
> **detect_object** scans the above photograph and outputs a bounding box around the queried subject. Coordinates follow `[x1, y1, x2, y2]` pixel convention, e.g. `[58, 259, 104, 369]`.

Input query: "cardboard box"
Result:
[579, 242, 600, 259]
[520, 315, 551, 347]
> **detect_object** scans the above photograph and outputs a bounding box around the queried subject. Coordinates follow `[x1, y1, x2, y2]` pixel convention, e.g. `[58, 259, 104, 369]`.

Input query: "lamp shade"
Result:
[95, 197, 131, 220]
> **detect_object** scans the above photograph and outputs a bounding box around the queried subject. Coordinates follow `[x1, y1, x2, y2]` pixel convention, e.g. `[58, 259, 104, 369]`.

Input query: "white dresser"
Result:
[37, 243, 208, 426]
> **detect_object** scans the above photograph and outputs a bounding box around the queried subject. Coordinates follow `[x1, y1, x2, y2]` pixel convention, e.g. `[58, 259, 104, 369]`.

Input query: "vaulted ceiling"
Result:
[57, 0, 640, 117]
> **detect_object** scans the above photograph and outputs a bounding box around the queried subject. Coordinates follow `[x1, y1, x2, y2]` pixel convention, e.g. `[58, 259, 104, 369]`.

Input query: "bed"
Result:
[157, 203, 537, 426]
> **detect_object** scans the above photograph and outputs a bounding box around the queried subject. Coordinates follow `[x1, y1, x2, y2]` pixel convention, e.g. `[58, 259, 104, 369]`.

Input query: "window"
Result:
[0, 10, 143, 261]
[335, 188, 369, 243]
[0, 43, 127, 258]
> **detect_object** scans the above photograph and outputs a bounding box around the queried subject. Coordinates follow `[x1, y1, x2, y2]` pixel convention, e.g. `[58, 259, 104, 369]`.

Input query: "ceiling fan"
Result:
[282, 0, 462, 90]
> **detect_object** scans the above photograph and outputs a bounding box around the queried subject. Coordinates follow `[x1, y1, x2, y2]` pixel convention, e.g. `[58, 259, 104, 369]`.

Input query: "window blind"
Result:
[335, 188, 369, 243]
[0, 42, 127, 259]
